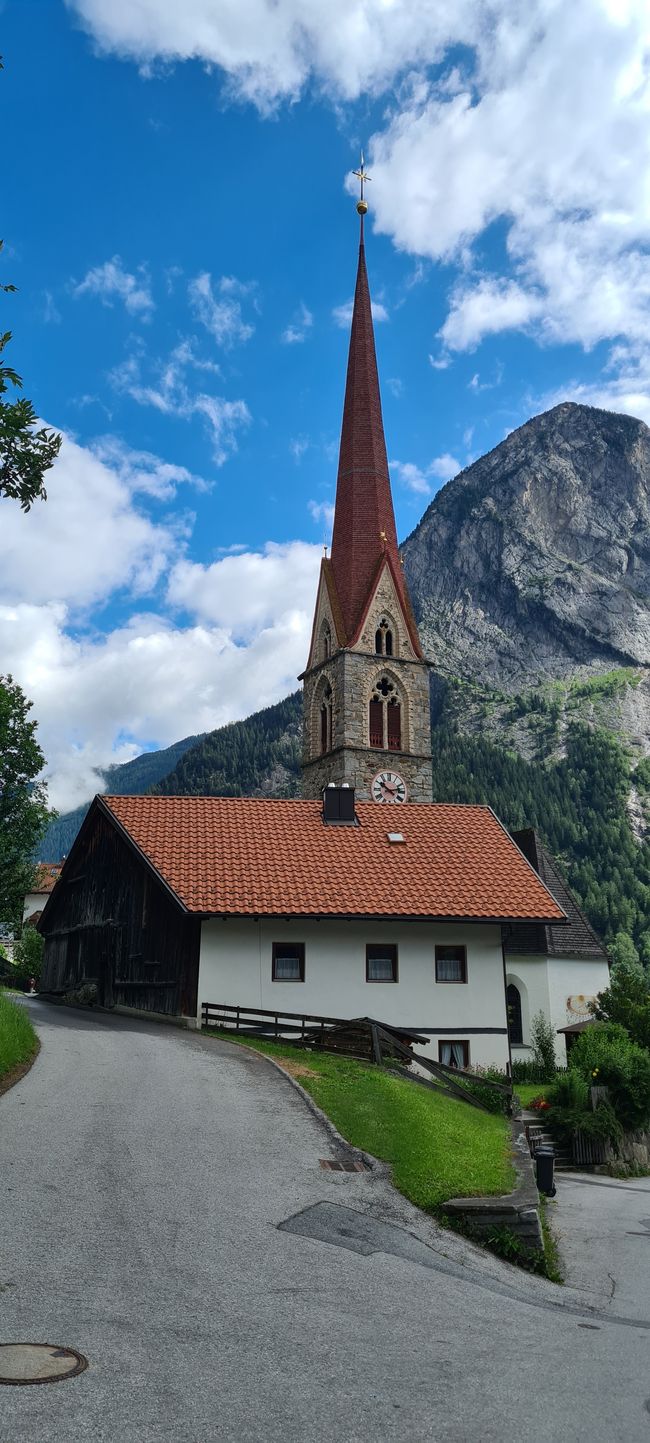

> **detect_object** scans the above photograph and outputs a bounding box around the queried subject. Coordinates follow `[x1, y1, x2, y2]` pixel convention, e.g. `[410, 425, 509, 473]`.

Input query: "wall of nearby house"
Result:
[505, 954, 610, 1064]
[39, 809, 200, 1017]
[23, 892, 47, 924]
[198, 918, 510, 1067]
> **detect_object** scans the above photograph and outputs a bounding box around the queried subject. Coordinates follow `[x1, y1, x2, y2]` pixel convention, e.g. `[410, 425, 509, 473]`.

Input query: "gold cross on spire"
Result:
[353, 150, 371, 215]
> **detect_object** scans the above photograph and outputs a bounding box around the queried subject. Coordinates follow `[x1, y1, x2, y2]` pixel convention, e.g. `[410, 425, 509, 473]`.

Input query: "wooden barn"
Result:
[38, 798, 200, 1018]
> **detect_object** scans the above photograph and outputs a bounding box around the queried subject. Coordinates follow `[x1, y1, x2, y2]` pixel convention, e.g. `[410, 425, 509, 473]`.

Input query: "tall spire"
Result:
[329, 169, 419, 652]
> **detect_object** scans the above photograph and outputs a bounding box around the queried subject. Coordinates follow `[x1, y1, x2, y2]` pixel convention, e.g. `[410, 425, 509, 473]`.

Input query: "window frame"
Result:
[438, 1039, 470, 1069]
[506, 982, 524, 1046]
[435, 944, 468, 984]
[366, 943, 399, 984]
[272, 941, 306, 983]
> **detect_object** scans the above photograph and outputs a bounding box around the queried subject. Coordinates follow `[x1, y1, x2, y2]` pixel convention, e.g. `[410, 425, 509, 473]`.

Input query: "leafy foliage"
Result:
[530, 1011, 557, 1081]
[0, 240, 61, 508]
[12, 927, 44, 989]
[0, 676, 51, 930]
[568, 1022, 650, 1132]
[593, 960, 650, 1051]
[0, 989, 38, 1080]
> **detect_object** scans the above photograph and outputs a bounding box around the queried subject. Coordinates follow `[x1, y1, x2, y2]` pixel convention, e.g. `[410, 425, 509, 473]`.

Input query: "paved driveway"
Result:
[1, 1000, 649, 1443]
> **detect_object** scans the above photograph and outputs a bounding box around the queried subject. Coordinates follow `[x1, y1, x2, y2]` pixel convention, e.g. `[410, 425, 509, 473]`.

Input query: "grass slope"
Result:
[208, 1034, 514, 1211]
[0, 991, 38, 1082]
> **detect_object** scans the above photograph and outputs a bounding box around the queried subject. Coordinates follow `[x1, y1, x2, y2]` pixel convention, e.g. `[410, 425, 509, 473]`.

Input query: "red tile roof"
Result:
[30, 863, 63, 894]
[100, 795, 565, 923]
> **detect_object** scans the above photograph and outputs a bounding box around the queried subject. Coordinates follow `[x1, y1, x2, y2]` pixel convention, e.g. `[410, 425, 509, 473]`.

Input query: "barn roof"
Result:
[97, 795, 566, 923]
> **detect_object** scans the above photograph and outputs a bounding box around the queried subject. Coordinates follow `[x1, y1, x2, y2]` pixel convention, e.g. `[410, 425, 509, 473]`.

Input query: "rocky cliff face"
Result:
[403, 403, 650, 689]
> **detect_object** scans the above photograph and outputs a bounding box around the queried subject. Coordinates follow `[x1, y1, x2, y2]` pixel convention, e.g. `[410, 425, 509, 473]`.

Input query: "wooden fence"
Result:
[201, 1002, 512, 1114]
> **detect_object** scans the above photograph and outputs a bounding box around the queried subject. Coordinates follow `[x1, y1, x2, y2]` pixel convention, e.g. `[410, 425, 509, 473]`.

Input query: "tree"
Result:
[13, 926, 44, 989]
[1, 237, 61, 508]
[593, 960, 650, 1052]
[607, 931, 640, 969]
[530, 1010, 557, 1081]
[0, 676, 51, 930]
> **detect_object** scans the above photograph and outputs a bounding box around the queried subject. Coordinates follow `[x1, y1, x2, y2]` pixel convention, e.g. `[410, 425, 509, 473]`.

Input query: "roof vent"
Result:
[387, 832, 405, 844]
[322, 786, 357, 826]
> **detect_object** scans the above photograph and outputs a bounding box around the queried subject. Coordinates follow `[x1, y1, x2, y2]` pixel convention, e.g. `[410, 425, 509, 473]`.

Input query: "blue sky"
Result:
[2, 0, 650, 811]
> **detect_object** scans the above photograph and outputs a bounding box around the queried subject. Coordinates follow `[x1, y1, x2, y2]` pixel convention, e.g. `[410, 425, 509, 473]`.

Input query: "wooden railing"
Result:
[201, 1002, 512, 1113]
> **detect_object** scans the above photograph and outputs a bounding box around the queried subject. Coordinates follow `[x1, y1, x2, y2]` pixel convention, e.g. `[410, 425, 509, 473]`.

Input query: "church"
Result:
[38, 185, 609, 1067]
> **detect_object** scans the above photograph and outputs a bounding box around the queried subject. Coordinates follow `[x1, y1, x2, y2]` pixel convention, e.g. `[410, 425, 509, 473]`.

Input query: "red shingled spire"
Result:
[330, 219, 421, 654]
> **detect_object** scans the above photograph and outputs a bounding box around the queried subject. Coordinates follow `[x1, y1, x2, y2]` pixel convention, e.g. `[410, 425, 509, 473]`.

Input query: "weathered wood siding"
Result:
[40, 808, 199, 1017]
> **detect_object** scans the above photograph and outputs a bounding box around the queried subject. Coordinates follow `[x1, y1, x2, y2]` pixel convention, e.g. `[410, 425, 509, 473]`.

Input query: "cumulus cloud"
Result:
[390, 454, 460, 496]
[0, 429, 185, 608]
[308, 498, 335, 530]
[73, 255, 154, 316]
[188, 271, 255, 347]
[282, 302, 313, 344]
[1, 425, 321, 809]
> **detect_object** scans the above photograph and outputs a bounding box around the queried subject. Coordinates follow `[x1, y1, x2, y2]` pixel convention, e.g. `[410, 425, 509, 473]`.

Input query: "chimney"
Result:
[322, 783, 357, 826]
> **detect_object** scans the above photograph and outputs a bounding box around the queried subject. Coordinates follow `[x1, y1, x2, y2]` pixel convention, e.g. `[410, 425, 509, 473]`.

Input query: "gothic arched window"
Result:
[320, 621, 331, 662]
[385, 629, 393, 656]
[369, 676, 402, 751]
[375, 628, 383, 655]
[319, 682, 333, 755]
[507, 984, 523, 1046]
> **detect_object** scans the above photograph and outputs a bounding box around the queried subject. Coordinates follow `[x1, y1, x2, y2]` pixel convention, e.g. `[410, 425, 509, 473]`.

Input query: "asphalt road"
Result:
[1, 1000, 649, 1443]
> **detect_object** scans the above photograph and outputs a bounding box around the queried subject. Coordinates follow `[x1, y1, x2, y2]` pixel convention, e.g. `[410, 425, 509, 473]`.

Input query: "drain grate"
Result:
[319, 1158, 369, 1173]
[0, 1344, 88, 1386]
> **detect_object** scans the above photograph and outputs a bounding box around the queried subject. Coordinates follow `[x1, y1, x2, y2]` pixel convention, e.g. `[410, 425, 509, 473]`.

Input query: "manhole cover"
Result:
[0, 1344, 88, 1386]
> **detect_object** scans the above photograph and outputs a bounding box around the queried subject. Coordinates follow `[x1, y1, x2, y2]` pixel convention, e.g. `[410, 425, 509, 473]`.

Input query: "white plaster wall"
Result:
[506, 955, 610, 1064]
[23, 892, 45, 922]
[548, 957, 611, 1062]
[198, 918, 509, 1068]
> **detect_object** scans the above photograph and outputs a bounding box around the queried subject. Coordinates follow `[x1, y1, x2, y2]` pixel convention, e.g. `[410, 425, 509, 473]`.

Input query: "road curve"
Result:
[0, 1000, 648, 1443]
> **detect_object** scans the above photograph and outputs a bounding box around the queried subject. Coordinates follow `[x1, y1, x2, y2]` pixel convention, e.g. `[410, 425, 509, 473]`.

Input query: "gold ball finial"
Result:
[356, 199, 368, 215]
[353, 152, 371, 216]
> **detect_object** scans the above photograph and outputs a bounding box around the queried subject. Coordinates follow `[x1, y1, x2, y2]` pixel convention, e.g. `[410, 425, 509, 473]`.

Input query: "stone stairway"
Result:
[521, 1110, 572, 1170]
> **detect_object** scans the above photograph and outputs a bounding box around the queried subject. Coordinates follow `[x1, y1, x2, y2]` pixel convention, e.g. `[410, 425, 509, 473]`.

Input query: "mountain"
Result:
[152, 693, 302, 798]
[37, 732, 205, 860]
[404, 402, 650, 687]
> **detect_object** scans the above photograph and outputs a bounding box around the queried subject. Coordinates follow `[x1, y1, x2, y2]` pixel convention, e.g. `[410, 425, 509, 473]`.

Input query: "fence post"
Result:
[370, 1023, 382, 1066]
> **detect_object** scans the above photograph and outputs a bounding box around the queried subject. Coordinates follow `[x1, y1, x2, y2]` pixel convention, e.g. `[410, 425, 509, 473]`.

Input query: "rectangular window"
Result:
[438, 1040, 469, 1069]
[272, 942, 305, 982]
[435, 945, 467, 983]
[366, 944, 398, 983]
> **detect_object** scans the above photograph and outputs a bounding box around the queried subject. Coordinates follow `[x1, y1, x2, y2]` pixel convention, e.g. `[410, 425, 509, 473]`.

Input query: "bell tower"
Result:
[300, 162, 432, 804]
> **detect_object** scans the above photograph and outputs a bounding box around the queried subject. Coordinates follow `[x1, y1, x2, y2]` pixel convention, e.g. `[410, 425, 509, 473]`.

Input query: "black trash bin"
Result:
[535, 1145, 556, 1197]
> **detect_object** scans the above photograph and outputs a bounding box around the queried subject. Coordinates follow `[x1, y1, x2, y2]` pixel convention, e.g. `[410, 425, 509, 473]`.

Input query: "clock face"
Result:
[371, 770, 407, 804]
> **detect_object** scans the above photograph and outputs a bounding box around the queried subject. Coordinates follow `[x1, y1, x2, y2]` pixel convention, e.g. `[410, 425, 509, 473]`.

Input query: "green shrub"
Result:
[549, 1070, 590, 1112]
[456, 1065, 511, 1115]
[547, 1067, 622, 1149]
[568, 1022, 650, 1132]
[530, 1011, 557, 1081]
[512, 1058, 554, 1084]
[12, 927, 44, 989]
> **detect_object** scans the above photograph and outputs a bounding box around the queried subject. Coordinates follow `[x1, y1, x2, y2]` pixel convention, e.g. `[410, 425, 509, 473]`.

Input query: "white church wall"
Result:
[505, 954, 610, 1064]
[198, 917, 510, 1068]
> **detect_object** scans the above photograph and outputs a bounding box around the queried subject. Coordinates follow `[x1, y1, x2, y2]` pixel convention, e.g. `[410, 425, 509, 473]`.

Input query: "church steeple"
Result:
[300, 164, 432, 804]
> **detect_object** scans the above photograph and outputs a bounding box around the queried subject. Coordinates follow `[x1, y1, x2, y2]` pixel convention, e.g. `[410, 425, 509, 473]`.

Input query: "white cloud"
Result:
[73, 256, 154, 316]
[289, 435, 309, 462]
[0, 428, 185, 608]
[308, 499, 335, 530]
[91, 435, 209, 500]
[333, 297, 389, 328]
[110, 341, 250, 464]
[42, 291, 61, 324]
[390, 454, 461, 495]
[65, 0, 480, 107]
[441, 280, 542, 352]
[282, 302, 313, 344]
[188, 271, 255, 347]
[386, 377, 403, 398]
[167, 540, 320, 638]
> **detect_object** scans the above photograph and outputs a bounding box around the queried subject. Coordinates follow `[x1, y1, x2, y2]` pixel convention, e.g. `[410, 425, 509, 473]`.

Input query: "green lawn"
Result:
[514, 1083, 550, 1107]
[0, 991, 38, 1083]
[207, 1031, 515, 1212]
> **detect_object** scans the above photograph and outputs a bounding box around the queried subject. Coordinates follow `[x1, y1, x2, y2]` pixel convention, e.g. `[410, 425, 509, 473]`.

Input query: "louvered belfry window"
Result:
[369, 698, 383, 748]
[387, 700, 401, 751]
